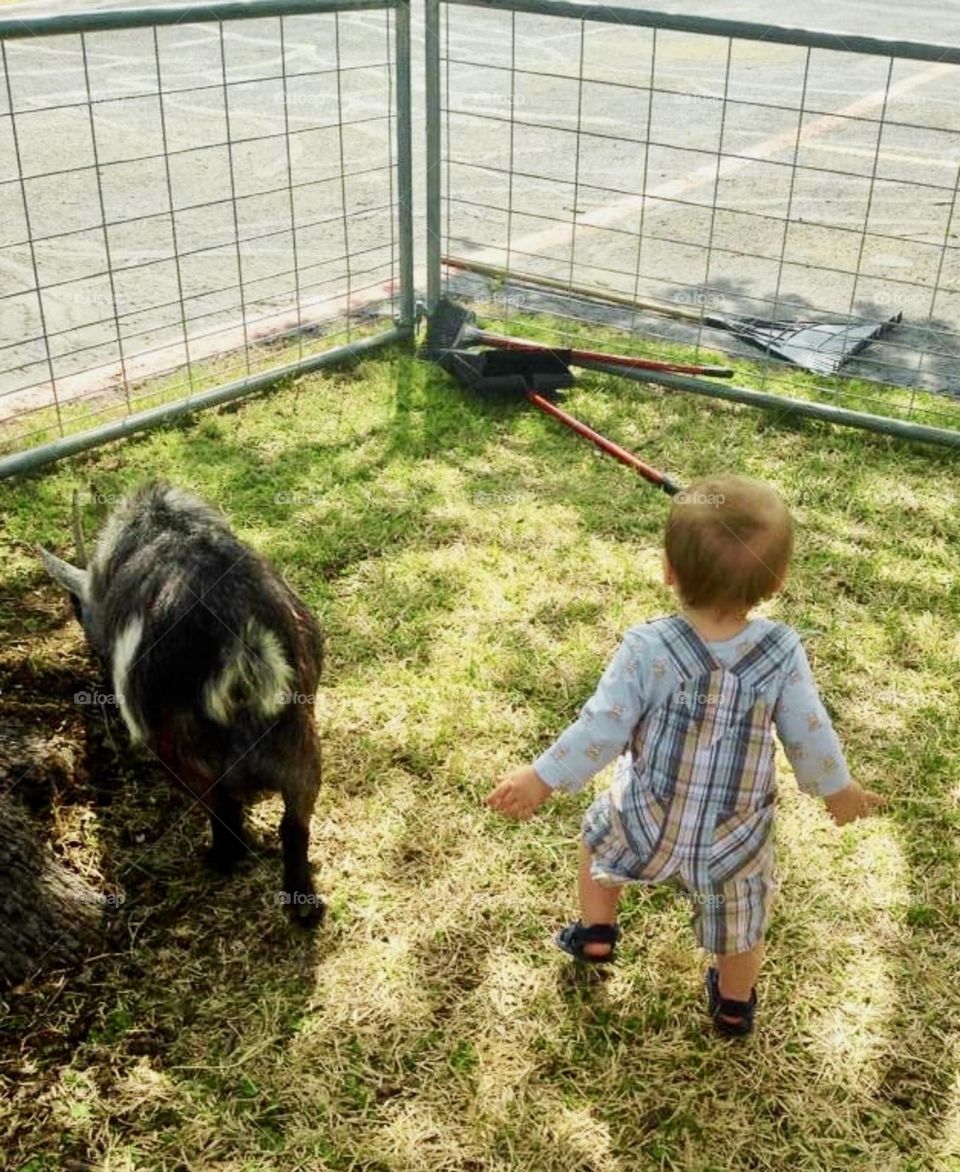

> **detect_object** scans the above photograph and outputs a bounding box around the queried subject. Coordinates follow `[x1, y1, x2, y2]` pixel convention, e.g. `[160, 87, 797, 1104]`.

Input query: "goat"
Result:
[39, 481, 324, 924]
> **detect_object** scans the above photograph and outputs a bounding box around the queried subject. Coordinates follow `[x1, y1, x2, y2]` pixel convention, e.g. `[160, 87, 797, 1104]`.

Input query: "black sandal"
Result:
[555, 920, 621, 963]
[706, 967, 756, 1038]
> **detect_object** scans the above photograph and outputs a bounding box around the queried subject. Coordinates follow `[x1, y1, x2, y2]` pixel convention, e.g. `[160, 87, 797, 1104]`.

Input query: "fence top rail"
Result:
[0, 0, 398, 41]
[442, 0, 960, 66]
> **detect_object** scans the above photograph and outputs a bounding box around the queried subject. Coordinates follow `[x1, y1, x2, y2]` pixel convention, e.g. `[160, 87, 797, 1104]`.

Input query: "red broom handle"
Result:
[526, 392, 682, 495]
[473, 330, 734, 378]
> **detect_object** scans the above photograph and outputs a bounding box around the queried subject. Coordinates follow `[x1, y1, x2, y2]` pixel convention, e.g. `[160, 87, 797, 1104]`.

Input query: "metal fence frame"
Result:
[6, 0, 960, 474]
[425, 0, 960, 449]
[0, 0, 414, 479]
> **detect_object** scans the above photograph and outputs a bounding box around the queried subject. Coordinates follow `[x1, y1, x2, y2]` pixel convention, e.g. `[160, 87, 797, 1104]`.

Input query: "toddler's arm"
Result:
[486, 629, 648, 820]
[774, 639, 885, 825]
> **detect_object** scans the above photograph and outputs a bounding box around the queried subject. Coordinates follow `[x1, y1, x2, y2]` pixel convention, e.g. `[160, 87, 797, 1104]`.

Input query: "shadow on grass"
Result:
[2, 655, 324, 1169]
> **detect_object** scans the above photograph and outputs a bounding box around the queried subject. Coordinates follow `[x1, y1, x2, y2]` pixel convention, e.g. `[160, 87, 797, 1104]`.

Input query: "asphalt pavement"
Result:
[2, 0, 959, 432]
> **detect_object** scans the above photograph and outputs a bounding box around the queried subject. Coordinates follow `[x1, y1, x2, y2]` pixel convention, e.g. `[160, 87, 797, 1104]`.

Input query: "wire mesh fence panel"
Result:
[0, 0, 413, 472]
[431, 0, 960, 439]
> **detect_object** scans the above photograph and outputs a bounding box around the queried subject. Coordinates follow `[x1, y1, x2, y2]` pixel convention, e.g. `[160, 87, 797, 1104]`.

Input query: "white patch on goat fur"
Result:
[153, 575, 187, 615]
[203, 622, 294, 724]
[204, 651, 243, 725]
[248, 624, 294, 715]
[162, 485, 204, 514]
[112, 616, 146, 743]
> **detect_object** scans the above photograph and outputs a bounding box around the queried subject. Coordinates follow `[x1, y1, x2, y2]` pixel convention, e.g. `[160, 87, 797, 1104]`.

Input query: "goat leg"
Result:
[207, 787, 252, 874]
[279, 739, 323, 925]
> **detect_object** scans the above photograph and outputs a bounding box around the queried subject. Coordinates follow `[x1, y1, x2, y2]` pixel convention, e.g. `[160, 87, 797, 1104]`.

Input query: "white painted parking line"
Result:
[800, 142, 959, 171]
[460, 59, 957, 267]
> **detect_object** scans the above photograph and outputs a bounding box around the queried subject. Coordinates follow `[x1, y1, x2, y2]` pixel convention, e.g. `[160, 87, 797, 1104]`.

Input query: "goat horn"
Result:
[37, 546, 89, 600]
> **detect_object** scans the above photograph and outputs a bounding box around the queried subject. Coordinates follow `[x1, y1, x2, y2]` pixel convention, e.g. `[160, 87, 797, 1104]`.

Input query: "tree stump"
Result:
[0, 723, 105, 990]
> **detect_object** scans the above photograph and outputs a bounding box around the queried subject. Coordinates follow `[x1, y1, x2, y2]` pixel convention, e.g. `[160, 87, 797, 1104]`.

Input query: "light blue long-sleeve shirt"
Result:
[533, 617, 850, 798]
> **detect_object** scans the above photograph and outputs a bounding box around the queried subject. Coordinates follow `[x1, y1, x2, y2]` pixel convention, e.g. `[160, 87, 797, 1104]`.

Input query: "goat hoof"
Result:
[282, 891, 325, 926]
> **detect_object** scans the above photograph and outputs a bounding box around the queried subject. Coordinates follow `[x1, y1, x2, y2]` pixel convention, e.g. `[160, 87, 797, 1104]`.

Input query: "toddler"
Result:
[486, 474, 884, 1037]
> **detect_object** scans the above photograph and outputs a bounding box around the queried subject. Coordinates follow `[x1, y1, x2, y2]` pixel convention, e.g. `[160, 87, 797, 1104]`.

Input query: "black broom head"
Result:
[439, 348, 575, 397]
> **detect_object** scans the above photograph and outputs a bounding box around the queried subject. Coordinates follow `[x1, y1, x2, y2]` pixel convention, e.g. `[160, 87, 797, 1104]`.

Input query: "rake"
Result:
[421, 299, 683, 496]
[444, 256, 902, 377]
[422, 296, 735, 380]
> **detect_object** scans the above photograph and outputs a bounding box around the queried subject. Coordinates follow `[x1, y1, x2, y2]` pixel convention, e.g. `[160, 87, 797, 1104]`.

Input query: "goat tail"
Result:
[203, 620, 296, 725]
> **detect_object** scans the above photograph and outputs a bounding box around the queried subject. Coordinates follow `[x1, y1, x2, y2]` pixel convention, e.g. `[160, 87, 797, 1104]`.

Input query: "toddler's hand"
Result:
[486, 765, 553, 821]
[824, 781, 886, 826]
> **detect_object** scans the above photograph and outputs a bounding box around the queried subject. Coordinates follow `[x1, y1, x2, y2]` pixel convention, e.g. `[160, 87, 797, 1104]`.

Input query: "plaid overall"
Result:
[582, 615, 801, 955]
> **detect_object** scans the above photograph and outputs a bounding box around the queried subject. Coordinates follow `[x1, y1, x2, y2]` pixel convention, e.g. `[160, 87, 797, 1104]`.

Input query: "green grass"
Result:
[1, 335, 960, 1171]
[478, 305, 960, 433]
[6, 302, 960, 459]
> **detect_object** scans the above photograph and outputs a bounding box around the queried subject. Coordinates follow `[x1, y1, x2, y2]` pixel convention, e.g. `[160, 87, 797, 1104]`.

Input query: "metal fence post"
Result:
[395, 0, 415, 332]
[425, 0, 442, 312]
